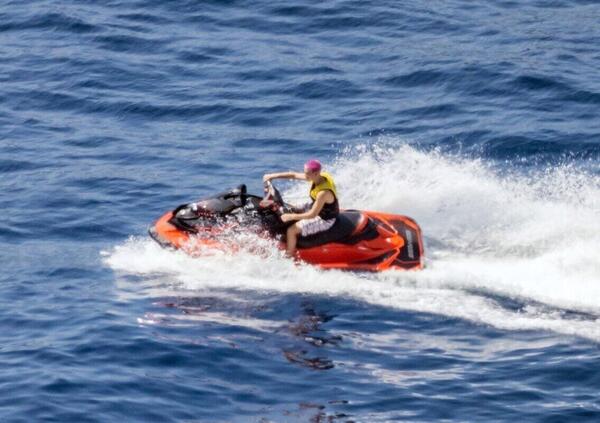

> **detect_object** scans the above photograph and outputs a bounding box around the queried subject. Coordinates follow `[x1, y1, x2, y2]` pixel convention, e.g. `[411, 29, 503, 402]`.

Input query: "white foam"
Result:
[103, 142, 600, 341]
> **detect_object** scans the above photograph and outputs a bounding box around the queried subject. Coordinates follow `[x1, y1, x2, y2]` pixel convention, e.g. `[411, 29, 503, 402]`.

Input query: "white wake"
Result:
[104, 143, 600, 341]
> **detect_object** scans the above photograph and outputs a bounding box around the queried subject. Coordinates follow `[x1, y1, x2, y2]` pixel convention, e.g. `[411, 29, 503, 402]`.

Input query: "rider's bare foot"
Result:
[285, 250, 301, 263]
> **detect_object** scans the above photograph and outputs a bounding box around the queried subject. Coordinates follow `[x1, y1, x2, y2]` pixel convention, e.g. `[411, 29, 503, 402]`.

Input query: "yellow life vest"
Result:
[309, 171, 337, 201]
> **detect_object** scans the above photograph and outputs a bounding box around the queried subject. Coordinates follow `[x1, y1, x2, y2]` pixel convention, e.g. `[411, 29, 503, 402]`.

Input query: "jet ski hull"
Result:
[149, 209, 424, 272]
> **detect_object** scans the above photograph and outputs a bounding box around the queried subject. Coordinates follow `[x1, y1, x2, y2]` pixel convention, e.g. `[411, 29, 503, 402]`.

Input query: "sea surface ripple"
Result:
[1, 0, 600, 421]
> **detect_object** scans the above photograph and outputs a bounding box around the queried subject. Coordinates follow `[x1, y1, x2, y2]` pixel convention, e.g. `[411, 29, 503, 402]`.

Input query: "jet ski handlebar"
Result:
[263, 181, 282, 203]
[262, 181, 292, 215]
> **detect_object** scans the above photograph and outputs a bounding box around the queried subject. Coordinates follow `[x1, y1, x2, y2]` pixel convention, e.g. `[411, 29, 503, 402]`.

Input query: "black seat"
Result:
[297, 211, 364, 249]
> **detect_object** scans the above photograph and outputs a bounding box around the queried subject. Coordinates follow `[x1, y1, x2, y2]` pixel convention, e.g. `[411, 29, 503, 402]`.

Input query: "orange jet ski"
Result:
[149, 182, 424, 271]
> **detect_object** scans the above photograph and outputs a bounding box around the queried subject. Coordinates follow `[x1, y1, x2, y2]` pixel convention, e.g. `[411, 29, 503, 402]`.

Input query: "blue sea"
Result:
[2, 0, 600, 421]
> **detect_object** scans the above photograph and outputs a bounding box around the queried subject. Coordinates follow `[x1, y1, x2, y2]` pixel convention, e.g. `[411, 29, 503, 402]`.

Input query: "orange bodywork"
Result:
[150, 210, 424, 272]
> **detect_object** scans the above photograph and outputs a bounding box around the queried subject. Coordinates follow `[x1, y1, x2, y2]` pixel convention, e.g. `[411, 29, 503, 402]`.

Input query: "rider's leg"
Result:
[286, 223, 301, 257]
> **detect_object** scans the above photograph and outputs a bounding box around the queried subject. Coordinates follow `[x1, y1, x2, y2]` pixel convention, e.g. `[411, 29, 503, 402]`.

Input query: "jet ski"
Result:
[148, 181, 424, 271]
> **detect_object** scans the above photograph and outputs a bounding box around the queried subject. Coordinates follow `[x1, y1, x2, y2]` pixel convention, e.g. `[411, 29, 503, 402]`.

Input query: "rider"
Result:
[263, 159, 339, 257]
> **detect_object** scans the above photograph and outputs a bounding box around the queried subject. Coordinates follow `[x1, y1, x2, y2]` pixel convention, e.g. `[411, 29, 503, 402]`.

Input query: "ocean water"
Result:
[2, 0, 600, 421]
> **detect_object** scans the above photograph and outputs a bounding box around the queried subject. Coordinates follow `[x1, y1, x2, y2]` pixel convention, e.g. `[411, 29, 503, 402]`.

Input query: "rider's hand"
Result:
[280, 213, 296, 223]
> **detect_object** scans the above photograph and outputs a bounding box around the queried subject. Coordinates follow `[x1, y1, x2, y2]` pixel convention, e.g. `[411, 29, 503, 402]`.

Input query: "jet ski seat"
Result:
[297, 210, 371, 249]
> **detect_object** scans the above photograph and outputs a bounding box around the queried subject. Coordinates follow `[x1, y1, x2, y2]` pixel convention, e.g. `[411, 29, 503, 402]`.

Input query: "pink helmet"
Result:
[304, 159, 322, 172]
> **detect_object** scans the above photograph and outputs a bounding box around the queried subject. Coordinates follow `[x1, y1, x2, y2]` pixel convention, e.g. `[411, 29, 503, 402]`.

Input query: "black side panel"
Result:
[148, 227, 175, 249]
[168, 213, 200, 234]
[389, 218, 422, 268]
[355, 250, 397, 265]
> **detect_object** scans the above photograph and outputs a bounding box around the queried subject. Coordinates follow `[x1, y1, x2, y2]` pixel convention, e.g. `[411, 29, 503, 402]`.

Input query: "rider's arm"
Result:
[263, 171, 306, 181]
[287, 191, 332, 220]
